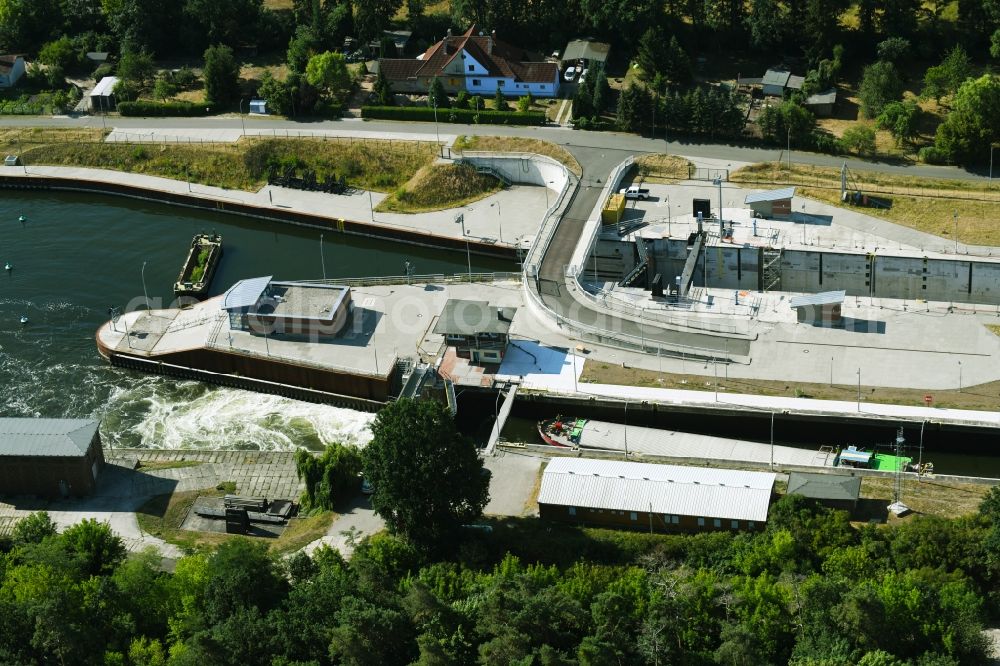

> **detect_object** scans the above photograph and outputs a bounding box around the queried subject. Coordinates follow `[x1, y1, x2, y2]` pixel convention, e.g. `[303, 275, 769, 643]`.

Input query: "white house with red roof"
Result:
[378, 26, 560, 98]
[0, 55, 25, 89]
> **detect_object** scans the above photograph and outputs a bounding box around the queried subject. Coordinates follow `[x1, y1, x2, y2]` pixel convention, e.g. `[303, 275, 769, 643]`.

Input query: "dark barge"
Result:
[174, 233, 223, 299]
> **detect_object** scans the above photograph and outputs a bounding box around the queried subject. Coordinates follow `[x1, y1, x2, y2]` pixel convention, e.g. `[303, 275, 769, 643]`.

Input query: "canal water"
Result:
[0, 190, 510, 450]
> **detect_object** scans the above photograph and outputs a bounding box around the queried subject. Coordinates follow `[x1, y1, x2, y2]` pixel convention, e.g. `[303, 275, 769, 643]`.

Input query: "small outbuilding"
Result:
[745, 186, 795, 219]
[0, 418, 104, 497]
[804, 88, 837, 117]
[789, 290, 846, 326]
[538, 458, 775, 533]
[90, 75, 119, 112]
[434, 299, 516, 364]
[762, 68, 803, 97]
[249, 99, 267, 115]
[221, 276, 353, 338]
[0, 54, 26, 89]
[787, 471, 861, 511]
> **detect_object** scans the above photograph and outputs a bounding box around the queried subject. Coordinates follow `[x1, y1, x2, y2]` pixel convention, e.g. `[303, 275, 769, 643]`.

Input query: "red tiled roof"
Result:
[379, 25, 556, 85]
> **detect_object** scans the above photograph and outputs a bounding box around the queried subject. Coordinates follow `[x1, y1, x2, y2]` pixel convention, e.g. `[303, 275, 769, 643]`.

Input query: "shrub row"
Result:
[117, 101, 214, 117]
[361, 105, 545, 126]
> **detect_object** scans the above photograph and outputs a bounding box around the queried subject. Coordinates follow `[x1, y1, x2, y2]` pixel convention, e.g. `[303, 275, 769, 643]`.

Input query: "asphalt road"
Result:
[0, 113, 989, 181]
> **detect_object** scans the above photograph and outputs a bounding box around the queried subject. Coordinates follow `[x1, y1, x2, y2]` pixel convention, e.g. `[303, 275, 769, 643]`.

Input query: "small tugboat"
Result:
[538, 416, 588, 447]
[174, 233, 223, 299]
[836, 445, 933, 474]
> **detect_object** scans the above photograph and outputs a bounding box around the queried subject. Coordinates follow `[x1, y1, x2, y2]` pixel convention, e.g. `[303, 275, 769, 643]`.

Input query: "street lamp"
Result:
[432, 98, 440, 150]
[856, 368, 862, 412]
[491, 201, 503, 243]
[623, 400, 628, 459]
[238, 97, 246, 139]
[141, 261, 150, 310]
[712, 176, 723, 229]
[456, 213, 472, 281]
[320, 233, 326, 279]
[769, 411, 775, 471]
[953, 210, 958, 253]
[958, 360, 963, 393]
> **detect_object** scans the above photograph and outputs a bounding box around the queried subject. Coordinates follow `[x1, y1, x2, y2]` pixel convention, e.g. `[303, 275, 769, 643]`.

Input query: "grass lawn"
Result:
[453, 135, 583, 175]
[579, 355, 1000, 411]
[136, 488, 335, 554]
[3, 129, 438, 194]
[861, 475, 991, 520]
[376, 163, 502, 213]
[730, 162, 1000, 246]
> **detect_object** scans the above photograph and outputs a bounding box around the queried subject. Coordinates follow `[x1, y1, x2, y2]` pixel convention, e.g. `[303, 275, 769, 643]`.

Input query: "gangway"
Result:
[485, 384, 518, 456]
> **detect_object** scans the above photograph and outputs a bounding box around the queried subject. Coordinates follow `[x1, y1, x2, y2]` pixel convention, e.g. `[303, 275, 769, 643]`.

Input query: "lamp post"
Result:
[623, 400, 628, 460]
[856, 367, 862, 412]
[320, 233, 326, 279]
[958, 360, 963, 393]
[491, 201, 503, 243]
[770, 411, 775, 471]
[141, 261, 150, 310]
[432, 98, 440, 149]
[786, 126, 791, 169]
[713, 176, 723, 227]
[953, 209, 958, 253]
[456, 213, 472, 281]
[238, 97, 246, 138]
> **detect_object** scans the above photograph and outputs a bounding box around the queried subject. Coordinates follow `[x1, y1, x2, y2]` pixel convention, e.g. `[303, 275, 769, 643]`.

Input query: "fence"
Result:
[305, 272, 521, 287]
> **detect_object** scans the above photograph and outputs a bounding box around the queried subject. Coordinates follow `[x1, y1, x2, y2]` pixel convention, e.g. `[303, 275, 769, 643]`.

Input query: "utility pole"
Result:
[856, 368, 861, 411]
[320, 233, 326, 279]
[141, 261, 150, 310]
[770, 411, 774, 471]
[456, 213, 472, 281]
[623, 401, 629, 459]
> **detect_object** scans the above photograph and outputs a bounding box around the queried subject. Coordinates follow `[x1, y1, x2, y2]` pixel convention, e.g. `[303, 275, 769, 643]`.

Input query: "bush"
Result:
[919, 145, 948, 164]
[455, 91, 470, 109]
[117, 100, 214, 116]
[808, 131, 843, 154]
[841, 125, 877, 155]
[361, 105, 545, 126]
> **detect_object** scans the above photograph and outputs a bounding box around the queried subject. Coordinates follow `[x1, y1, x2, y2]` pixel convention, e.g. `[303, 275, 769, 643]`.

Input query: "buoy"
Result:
[19, 315, 28, 324]
[4, 262, 10, 271]
[18, 215, 25, 223]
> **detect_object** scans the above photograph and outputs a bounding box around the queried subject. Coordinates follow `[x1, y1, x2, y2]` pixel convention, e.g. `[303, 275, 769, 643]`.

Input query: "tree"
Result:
[493, 84, 507, 111]
[616, 84, 652, 132]
[202, 43, 240, 107]
[373, 65, 393, 105]
[923, 46, 974, 103]
[286, 25, 321, 74]
[305, 50, 351, 105]
[877, 37, 911, 64]
[747, 0, 786, 50]
[934, 74, 1000, 163]
[60, 518, 126, 576]
[354, 0, 402, 43]
[841, 124, 877, 155]
[12, 511, 58, 545]
[257, 70, 293, 115]
[294, 442, 362, 511]
[859, 61, 904, 119]
[879, 0, 920, 38]
[361, 399, 489, 550]
[876, 100, 919, 146]
[516, 95, 531, 112]
[153, 77, 178, 101]
[662, 36, 691, 84]
[0, 0, 62, 53]
[426, 76, 448, 108]
[635, 25, 669, 79]
[182, 0, 265, 50]
[992, 28, 1000, 59]
[116, 49, 155, 89]
[38, 36, 81, 71]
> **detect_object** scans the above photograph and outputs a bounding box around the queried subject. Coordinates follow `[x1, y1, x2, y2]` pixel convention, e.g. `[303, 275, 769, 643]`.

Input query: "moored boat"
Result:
[538, 417, 587, 447]
[174, 233, 223, 299]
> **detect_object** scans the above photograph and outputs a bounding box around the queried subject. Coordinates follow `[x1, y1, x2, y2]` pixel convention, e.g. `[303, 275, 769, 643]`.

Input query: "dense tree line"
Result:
[2, 487, 998, 665]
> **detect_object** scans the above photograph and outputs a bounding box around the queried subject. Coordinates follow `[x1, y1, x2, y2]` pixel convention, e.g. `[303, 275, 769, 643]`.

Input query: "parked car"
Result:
[563, 66, 577, 82]
[579, 68, 589, 83]
[619, 185, 651, 200]
[361, 477, 374, 494]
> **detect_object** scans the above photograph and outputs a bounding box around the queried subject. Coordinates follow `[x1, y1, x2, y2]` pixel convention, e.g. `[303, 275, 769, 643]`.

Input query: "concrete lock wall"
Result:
[460, 154, 569, 195]
[703, 245, 760, 290]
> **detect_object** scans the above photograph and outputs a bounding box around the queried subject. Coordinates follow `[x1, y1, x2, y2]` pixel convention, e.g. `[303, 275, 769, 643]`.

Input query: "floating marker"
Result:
[19, 315, 28, 324]
[18, 215, 25, 223]
[4, 262, 10, 271]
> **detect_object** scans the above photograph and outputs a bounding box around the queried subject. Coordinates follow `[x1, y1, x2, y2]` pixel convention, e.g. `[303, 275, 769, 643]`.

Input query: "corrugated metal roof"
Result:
[745, 187, 796, 204]
[805, 89, 837, 105]
[762, 69, 791, 87]
[221, 276, 272, 310]
[0, 418, 98, 457]
[563, 39, 611, 63]
[538, 458, 775, 522]
[786, 75, 804, 90]
[787, 472, 861, 501]
[91, 76, 119, 97]
[788, 290, 846, 308]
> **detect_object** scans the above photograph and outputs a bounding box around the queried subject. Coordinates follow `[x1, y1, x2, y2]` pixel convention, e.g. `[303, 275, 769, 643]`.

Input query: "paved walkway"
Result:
[0, 163, 547, 247]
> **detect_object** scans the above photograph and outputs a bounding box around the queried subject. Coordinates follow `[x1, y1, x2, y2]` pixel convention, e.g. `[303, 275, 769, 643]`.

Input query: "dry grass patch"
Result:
[376, 163, 502, 213]
[636, 154, 693, 182]
[580, 359, 1000, 411]
[861, 476, 992, 519]
[454, 135, 582, 175]
[988, 325, 1000, 338]
[12, 132, 437, 194]
[731, 162, 1000, 246]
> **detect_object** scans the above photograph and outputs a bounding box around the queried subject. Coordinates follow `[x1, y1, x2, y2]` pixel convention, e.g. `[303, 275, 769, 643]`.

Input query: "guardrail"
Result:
[304, 272, 521, 287]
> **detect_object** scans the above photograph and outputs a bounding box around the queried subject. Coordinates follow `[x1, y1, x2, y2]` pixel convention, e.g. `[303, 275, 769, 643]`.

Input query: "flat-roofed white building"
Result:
[537, 457, 775, 533]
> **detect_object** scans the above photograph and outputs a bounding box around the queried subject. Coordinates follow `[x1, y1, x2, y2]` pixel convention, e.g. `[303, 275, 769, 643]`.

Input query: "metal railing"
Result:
[304, 272, 521, 288]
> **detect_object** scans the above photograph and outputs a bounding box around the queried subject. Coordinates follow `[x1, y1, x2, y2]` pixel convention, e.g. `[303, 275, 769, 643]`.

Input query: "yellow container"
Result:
[602, 193, 625, 224]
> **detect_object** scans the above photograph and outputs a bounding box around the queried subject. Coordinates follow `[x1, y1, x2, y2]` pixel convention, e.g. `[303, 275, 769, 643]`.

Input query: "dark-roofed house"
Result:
[434, 298, 516, 364]
[0, 418, 104, 497]
[787, 471, 861, 511]
[804, 88, 837, 117]
[0, 54, 25, 89]
[378, 25, 560, 98]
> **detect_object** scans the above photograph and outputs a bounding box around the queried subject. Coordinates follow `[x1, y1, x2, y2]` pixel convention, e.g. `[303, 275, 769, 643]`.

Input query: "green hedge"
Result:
[361, 105, 545, 126]
[117, 101, 214, 117]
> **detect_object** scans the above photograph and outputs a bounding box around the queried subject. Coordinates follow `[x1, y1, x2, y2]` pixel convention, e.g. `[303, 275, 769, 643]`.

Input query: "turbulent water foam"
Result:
[100, 379, 375, 451]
